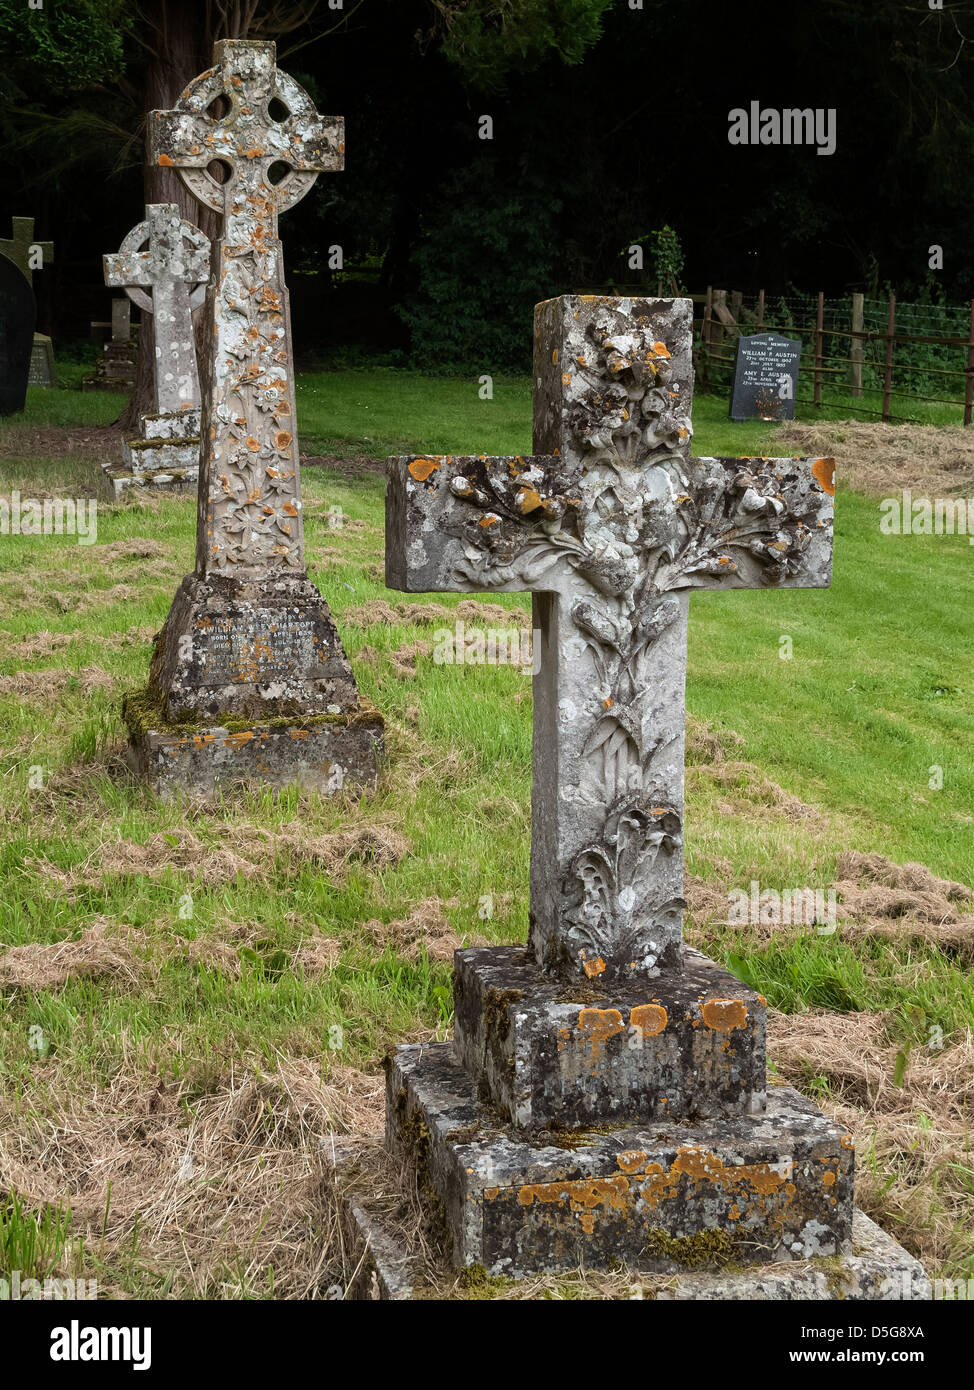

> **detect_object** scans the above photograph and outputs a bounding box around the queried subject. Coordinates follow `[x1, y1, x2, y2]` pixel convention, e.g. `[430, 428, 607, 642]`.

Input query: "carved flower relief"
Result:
[564, 797, 684, 978]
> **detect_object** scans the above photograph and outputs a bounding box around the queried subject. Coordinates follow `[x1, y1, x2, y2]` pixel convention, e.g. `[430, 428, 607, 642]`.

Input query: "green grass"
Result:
[0, 372, 971, 1291]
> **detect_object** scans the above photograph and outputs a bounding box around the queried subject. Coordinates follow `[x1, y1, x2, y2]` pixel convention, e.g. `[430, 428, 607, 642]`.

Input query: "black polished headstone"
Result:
[0, 254, 36, 416]
[729, 331, 801, 422]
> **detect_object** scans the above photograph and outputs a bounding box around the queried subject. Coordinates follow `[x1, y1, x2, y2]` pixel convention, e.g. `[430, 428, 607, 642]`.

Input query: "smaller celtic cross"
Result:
[104, 204, 209, 416]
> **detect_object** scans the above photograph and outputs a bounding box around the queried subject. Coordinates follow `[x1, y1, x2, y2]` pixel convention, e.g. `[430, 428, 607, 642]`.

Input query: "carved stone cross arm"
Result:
[387, 295, 834, 984]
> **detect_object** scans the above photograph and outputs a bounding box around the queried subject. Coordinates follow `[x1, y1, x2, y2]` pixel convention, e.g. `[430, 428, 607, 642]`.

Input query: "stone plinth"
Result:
[388, 1041, 853, 1276]
[104, 407, 201, 497]
[149, 574, 361, 722]
[124, 692, 382, 800]
[454, 945, 767, 1129]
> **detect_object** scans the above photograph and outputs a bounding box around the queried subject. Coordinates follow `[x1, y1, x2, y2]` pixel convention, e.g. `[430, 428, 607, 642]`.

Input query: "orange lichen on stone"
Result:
[701, 999, 747, 1032]
[616, 1150, 647, 1174]
[812, 457, 836, 495]
[577, 1008, 625, 1049]
[516, 488, 542, 514]
[224, 731, 255, 749]
[288, 729, 309, 740]
[517, 1173, 630, 1219]
[408, 458, 441, 482]
[581, 955, 606, 978]
[630, 1003, 667, 1036]
[638, 1145, 794, 1214]
[157, 154, 174, 166]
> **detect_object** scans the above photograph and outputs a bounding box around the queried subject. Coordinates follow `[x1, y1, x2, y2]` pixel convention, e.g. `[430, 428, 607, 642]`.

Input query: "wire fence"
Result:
[696, 288, 974, 424]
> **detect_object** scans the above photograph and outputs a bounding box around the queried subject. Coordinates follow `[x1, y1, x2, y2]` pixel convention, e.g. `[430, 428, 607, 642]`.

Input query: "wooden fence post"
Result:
[756, 289, 765, 332]
[814, 291, 824, 409]
[850, 293, 864, 398]
[965, 299, 974, 427]
[881, 293, 896, 423]
[703, 285, 713, 385]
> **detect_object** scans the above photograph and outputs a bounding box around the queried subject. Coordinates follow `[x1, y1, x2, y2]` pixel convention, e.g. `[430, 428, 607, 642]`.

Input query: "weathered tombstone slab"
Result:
[123, 39, 382, 798]
[28, 333, 56, 388]
[0, 216, 55, 390]
[729, 331, 801, 422]
[360, 295, 927, 1297]
[102, 204, 209, 495]
[0, 253, 36, 416]
[83, 298, 140, 393]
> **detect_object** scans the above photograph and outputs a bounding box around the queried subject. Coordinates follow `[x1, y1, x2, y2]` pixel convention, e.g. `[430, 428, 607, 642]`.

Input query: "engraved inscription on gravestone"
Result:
[198, 610, 322, 685]
[729, 331, 802, 422]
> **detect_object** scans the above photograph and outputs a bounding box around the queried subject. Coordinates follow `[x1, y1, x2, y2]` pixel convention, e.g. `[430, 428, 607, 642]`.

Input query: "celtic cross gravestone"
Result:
[103, 204, 210, 493]
[124, 40, 382, 797]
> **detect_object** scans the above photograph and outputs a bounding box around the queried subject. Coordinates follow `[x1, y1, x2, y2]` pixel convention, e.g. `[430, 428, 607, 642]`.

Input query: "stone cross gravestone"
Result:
[729, 331, 801, 422]
[376, 295, 926, 1294]
[0, 216, 56, 388]
[124, 39, 382, 798]
[0, 216, 53, 282]
[103, 204, 210, 494]
[0, 253, 36, 416]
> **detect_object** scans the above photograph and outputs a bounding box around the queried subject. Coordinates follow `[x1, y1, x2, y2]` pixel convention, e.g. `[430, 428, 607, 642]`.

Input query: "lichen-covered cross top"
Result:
[387, 295, 835, 984]
[148, 40, 344, 582]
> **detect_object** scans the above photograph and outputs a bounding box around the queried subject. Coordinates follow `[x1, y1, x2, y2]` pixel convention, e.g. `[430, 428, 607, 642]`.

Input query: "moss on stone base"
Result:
[123, 684, 385, 740]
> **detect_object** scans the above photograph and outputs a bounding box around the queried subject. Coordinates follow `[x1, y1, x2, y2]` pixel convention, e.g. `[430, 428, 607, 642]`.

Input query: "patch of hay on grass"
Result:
[768, 1009, 974, 1272]
[776, 419, 974, 498]
[364, 898, 483, 962]
[0, 916, 143, 988]
[0, 1058, 384, 1299]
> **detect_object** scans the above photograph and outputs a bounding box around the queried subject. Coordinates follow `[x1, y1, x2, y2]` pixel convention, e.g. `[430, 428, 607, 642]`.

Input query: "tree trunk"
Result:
[117, 0, 250, 430]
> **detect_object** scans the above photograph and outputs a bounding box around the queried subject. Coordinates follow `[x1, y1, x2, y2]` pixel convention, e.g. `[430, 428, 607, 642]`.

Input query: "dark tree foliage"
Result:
[0, 0, 971, 369]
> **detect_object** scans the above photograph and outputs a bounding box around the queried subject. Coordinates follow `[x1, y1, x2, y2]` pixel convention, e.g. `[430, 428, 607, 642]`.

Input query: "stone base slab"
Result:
[387, 1042, 854, 1277]
[453, 944, 767, 1129]
[101, 459, 198, 498]
[124, 693, 383, 799]
[338, 1198, 929, 1300]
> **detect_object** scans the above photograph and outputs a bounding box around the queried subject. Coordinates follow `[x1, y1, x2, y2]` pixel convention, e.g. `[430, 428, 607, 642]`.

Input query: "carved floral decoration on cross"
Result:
[444, 321, 828, 976]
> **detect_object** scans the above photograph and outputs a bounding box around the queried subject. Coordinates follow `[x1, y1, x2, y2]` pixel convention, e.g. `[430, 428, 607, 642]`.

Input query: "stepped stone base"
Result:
[102, 408, 201, 496]
[338, 1197, 930, 1301]
[124, 691, 383, 800]
[387, 1041, 855, 1277]
[454, 944, 767, 1129]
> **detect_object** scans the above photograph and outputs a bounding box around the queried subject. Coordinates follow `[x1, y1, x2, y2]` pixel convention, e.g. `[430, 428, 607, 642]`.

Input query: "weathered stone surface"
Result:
[124, 697, 382, 801]
[125, 39, 380, 796]
[337, 1199, 929, 1301]
[28, 333, 56, 388]
[387, 296, 834, 985]
[149, 574, 361, 721]
[454, 944, 767, 1130]
[388, 1042, 853, 1277]
[104, 203, 209, 493]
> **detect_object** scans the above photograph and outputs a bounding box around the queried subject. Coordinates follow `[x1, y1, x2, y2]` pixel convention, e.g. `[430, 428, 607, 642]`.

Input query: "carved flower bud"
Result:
[450, 475, 490, 506]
